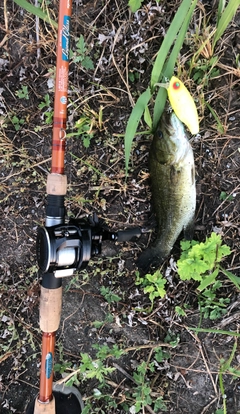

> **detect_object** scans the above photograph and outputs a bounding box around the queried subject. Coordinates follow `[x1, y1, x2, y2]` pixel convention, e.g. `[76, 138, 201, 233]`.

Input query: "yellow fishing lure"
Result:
[167, 76, 199, 134]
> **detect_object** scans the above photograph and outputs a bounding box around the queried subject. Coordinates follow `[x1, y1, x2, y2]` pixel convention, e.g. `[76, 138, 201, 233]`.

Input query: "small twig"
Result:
[200, 397, 218, 414]
[4, 0, 8, 32]
[186, 328, 219, 397]
[112, 362, 134, 383]
[0, 157, 51, 183]
[35, 0, 41, 60]
[124, 341, 175, 352]
[111, 23, 135, 108]
[212, 182, 240, 215]
[60, 292, 86, 338]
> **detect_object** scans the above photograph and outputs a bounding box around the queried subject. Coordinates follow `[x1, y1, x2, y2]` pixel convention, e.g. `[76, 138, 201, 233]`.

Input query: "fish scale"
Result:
[137, 110, 196, 273]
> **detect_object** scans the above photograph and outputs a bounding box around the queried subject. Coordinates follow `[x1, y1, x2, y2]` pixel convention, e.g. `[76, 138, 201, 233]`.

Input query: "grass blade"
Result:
[217, 0, 226, 25]
[150, 0, 194, 89]
[205, 102, 225, 134]
[220, 267, 240, 291]
[152, 0, 197, 130]
[125, 0, 198, 172]
[152, 88, 167, 132]
[13, 0, 58, 28]
[187, 327, 240, 337]
[213, 0, 240, 50]
[124, 88, 152, 173]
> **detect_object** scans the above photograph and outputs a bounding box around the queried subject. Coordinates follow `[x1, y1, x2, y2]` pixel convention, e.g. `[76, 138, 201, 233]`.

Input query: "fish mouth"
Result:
[160, 111, 180, 136]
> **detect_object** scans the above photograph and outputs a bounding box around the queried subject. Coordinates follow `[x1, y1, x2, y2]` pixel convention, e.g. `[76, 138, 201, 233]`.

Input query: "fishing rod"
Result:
[26, 0, 84, 411]
[25, 1, 141, 413]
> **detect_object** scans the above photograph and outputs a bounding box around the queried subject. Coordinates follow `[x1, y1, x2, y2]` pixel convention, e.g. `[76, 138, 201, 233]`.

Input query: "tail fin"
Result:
[136, 246, 165, 274]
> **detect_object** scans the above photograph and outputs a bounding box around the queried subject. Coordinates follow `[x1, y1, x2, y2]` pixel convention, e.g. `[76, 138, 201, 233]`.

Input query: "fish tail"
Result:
[136, 245, 166, 274]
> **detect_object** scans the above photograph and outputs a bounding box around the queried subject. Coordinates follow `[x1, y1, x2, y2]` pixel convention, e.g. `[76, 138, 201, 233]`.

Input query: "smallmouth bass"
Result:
[137, 111, 196, 272]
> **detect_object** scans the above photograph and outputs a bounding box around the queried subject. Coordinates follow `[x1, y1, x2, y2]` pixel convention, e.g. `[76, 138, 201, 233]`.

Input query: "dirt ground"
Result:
[0, 1, 240, 413]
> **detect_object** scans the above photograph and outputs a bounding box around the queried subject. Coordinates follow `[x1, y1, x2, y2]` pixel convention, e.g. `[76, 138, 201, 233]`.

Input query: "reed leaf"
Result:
[124, 88, 152, 172]
[13, 0, 57, 28]
[150, 0, 194, 90]
[213, 0, 240, 50]
[125, 0, 198, 173]
[152, 0, 198, 130]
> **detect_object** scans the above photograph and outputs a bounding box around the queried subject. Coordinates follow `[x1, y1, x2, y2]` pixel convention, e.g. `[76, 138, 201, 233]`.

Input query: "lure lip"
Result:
[154, 81, 170, 90]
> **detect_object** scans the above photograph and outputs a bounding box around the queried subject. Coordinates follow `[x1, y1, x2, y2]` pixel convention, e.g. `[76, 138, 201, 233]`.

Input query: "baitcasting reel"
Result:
[36, 213, 142, 278]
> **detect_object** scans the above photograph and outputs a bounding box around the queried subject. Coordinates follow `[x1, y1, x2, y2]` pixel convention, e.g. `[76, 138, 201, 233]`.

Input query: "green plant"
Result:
[205, 102, 225, 134]
[100, 286, 121, 304]
[218, 339, 240, 414]
[219, 191, 234, 202]
[38, 94, 53, 125]
[190, 56, 220, 86]
[135, 269, 167, 310]
[198, 281, 230, 320]
[55, 344, 122, 388]
[72, 35, 94, 70]
[71, 117, 94, 148]
[92, 343, 124, 360]
[92, 313, 114, 328]
[13, 0, 57, 27]
[79, 353, 116, 383]
[164, 331, 180, 347]
[128, 0, 144, 13]
[67, 105, 103, 148]
[54, 342, 170, 413]
[38, 93, 51, 110]
[127, 348, 169, 413]
[15, 85, 29, 100]
[175, 305, 189, 317]
[124, 0, 198, 174]
[213, 0, 240, 52]
[44, 110, 54, 125]
[124, 0, 240, 174]
[11, 115, 25, 131]
[177, 232, 231, 291]
[128, 70, 140, 83]
[128, 0, 161, 13]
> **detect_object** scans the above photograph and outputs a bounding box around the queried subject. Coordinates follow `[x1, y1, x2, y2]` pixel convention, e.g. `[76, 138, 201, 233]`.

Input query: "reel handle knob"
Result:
[115, 227, 142, 242]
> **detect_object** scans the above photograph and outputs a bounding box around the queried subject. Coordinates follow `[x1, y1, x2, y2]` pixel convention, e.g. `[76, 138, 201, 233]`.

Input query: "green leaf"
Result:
[13, 0, 57, 27]
[220, 268, 240, 291]
[198, 268, 219, 291]
[92, 320, 104, 328]
[213, 0, 240, 50]
[83, 136, 91, 148]
[188, 326, 240, 337]
[152, 88, 168, 132]
[124, 87, 152, 174]
[76, 35, 86, 55]
[150, 0, 196, 89]
[175, 306, 187, 317]
[125, 0, 198, 172]
[152, 0, 197, 129]
[154, 396, 167, 412]
[144, 106, 152, 129]
[188, 233, 230, 268]
[205, 102, 225, 134]
[219, 191, 234, 201]
[128, 0, 143, 13]
[81, 56, 94, 70]
[177, 257, 209, 281]
[100, 286, 121, 303]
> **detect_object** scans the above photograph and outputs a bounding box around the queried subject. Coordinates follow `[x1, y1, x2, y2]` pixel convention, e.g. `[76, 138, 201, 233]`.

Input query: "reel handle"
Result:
[113, 227, 142, 242]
